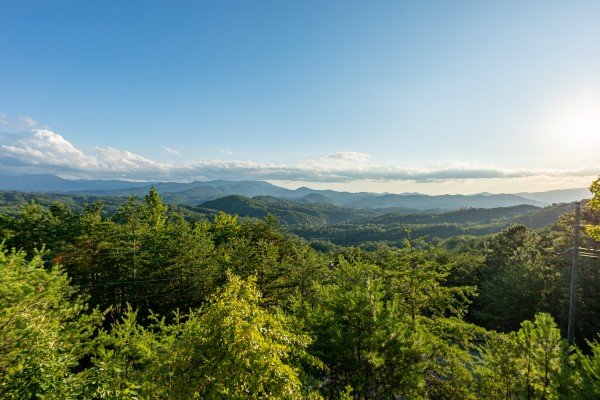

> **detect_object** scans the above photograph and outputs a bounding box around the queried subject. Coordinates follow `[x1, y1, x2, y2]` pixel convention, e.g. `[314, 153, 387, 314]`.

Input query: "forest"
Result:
[1, 177, 600, 399]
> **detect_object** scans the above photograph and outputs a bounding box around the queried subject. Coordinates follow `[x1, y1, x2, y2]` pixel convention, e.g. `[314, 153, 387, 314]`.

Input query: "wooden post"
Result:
[567, 201, 580, 344]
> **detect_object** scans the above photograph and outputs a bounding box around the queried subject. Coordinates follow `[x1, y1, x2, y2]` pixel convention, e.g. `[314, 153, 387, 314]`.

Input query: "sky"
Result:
[1, 0, 599, 194]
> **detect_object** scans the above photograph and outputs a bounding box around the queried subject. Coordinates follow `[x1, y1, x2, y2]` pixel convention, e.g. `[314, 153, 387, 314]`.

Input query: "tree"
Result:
[476, 332, 520, 400]
[477, 226, 562, 331]
[529, 313, 564, 399]
[477, 313, 571, 400]
[578, 336, 600, 398]
[6, 201, 56, 255]
[0, 246, 101, 399]
[157, 273, 322, 399]
[380, 239, 476, 322]
[143, 187, 168, 228]
[307, 255, 480, 399]
[587, 176, 600, 242]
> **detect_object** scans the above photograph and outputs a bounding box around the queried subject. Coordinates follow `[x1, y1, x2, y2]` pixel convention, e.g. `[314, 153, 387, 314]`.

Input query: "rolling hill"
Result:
[195, 195, 378, 226]
[0, 174, 591, 211]
[0, 188, 581, 247]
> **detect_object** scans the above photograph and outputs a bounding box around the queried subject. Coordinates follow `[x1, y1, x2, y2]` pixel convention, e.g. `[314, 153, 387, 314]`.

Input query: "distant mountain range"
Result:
[516, 188, 593, 205]
[0, 174, 591, 211]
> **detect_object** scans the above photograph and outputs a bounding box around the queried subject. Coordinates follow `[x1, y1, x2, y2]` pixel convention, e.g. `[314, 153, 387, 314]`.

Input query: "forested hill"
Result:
[361, 204, 541, 225]
[0, 190, 580, 246]
[343, 192, 545, 209]
[0, 190, 128, 215]
[2, 182, 600, 399]
[358, 203, 578, 227]
[0, 174, 591, 209]
[291, 202, 580, 247]
[195, 195, 377, 226]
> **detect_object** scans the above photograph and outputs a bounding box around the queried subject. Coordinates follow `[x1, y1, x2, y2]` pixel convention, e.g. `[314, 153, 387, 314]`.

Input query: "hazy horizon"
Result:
[1, 172, 592, 197]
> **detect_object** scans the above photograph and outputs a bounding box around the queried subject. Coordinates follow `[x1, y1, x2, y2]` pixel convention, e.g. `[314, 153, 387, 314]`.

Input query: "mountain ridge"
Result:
[0, 174, 590, 210]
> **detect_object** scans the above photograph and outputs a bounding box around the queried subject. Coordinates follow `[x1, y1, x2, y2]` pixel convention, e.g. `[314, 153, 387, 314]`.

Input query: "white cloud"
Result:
[298, 151, 372, 173]
[0, 127, 173, 178]
[328, 151, 371, 162]
[164, 147, 180, 155]
[0, 114, 38, 130]
[18, 116, 37, 128]
[1, 121, 599, 184]
[92, 146, 168, 171]
[1, 128, 96, 169]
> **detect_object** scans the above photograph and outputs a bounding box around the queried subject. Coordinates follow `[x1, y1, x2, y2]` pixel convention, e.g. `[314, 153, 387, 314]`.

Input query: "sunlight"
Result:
[540, 89, 600, 155]
[564, 105, 600, 142]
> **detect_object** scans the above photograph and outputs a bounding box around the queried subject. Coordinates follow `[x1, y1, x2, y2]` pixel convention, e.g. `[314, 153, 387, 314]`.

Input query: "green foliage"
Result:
[587, 176, 600, 241]
[197, 194, 376, 227]
[578, 336, 600, 398]
[476, 331, 521, 399]
[83, 308, 158, 399]
[306, 249, 481, 399]
[0, 189, 573, 249]
[143, 187, 168, 228]
[476, 226, 563, 331]
[0, 185, 599, 399]
[293, 203, 576, 247]
[82, 274, 323, 399]
[381, 239, 477, 320]
[158, 273, 323, 399]
[477, 313, 575, 399]
[0, 247, 101, 399]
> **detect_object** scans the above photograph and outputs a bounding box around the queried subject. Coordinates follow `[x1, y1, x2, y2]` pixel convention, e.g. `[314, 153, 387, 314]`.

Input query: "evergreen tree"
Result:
[587, 176, 600, 241]
[0, 247, 101, 399]
[578, 336, 600, 398]
[157, 273, 323, 399]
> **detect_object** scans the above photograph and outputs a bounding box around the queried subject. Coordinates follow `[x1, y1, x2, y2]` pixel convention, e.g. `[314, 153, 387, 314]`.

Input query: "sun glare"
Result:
[543, 89, 600, 148]
[565, 107, 600, 141]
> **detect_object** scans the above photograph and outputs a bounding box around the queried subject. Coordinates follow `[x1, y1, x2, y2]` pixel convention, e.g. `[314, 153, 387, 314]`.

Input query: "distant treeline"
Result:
[0, 190, 579, 249]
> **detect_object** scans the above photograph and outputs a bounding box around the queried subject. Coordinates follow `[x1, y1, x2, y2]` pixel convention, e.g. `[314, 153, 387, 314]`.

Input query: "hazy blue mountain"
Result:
[0, 174, 589, 211]
[73, 180, 297, 199]
[516, 188, 592, 204]
[0, 174, 149, 192]
[346, 193, 547, 210]
[296, 193, 336, 204]
[362, 204, 541, 226]
[0, 174, 298, 197]
[287, 189, 379, 207]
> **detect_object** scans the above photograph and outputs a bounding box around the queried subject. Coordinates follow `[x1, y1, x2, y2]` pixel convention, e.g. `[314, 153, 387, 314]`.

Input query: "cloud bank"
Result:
[1, 122, 599, 184]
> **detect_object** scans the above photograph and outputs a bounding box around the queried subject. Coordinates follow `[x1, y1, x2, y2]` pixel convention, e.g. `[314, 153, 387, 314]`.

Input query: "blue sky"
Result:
[1, 0, 599, 194]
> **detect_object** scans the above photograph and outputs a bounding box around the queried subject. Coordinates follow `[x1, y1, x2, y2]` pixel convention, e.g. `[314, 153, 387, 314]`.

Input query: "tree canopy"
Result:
[1, 178, 599, 398]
